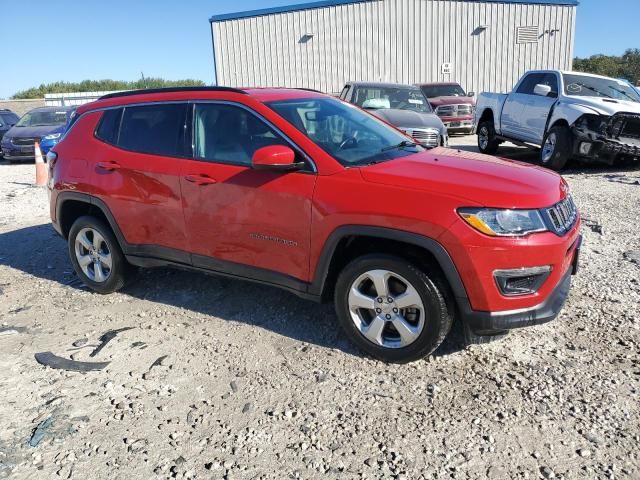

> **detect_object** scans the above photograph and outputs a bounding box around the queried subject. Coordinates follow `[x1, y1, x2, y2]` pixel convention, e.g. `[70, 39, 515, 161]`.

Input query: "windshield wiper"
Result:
[609, 86, 639, 103]
[575, 83, 613, 99]
[381, 140, 420, 152]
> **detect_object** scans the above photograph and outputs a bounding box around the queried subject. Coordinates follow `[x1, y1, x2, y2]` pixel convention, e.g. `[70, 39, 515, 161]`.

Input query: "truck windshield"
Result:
[16, 110, 71, 127]
[352, 87, 433, 113]
[421, 84, 467, 98]
[268, 98, 424, 167]
[563, 74, 640, 103]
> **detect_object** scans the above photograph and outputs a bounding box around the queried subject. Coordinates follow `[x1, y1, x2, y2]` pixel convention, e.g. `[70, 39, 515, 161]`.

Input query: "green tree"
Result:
[11, 78, 206, 99]
[573, 49, 640, 85]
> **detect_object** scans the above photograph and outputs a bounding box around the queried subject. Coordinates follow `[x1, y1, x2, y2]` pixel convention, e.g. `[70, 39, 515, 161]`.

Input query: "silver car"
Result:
[339, 81, 448, 147]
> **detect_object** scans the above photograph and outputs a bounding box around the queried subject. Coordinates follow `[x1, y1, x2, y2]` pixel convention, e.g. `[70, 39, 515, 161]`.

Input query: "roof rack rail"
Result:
[295, 87, 324, 94]
[98, 86, 247, 100]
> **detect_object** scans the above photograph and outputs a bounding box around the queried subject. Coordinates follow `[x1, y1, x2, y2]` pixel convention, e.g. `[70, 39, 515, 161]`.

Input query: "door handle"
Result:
[97, 161, 121, 171]
[185, 174, 217, 185]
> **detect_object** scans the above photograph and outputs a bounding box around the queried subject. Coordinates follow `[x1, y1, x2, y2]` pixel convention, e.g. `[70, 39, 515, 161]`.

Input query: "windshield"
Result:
[268, 98, 424, 166]
[563, 74, 640, 103]
[421, 84, 467, 98]
[16, 110, 71, 127]
[352, 87, 433, 113]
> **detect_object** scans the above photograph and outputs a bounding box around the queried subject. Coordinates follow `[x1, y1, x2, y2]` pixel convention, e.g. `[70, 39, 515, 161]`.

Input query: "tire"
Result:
[462, 322, 508, 346]
[477, 120, 500, 154]
[540, 125, 572, 171]
[334, 254, 453, 363]
[68, 215, 132, 294]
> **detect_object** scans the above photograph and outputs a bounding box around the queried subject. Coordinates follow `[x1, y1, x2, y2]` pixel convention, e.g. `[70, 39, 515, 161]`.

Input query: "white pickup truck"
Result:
[474, 70, 640, 170]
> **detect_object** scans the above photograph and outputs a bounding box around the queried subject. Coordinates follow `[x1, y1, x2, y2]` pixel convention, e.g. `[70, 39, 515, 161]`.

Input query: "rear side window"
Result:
[95, 108, 123, 144]
[118, 103, 187, 157]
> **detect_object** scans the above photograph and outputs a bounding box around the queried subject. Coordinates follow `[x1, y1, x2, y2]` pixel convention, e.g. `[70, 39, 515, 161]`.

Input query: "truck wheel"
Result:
[540, 126, 572, 171]
[477, 121, 500, 154]
[334, 254, 453, 363]
[68, 216, 133, 294]
[462, 322, 508, 346]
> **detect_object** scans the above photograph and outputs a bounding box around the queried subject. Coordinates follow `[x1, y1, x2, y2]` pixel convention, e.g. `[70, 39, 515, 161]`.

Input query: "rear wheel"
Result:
[540, 125, 572, 171]
[477, 120, 500, 154]
[68, 216, 132, 294]
[334, 255, 453, 363]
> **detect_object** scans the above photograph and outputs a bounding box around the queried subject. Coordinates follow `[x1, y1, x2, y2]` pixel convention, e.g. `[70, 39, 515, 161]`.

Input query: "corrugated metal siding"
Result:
[212, 0, 576, 95]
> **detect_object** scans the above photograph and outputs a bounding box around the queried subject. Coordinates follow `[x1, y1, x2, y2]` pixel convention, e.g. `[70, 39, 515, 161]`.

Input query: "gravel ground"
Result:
[0, 138, 639, 480]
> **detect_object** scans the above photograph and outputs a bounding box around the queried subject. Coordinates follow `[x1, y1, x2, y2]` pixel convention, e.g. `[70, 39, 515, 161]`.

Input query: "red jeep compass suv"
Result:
[47, 87, 581, 363]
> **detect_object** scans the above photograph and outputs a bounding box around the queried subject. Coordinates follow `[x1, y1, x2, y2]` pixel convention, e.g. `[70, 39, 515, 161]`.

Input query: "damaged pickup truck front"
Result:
[475, 70, 640, 170]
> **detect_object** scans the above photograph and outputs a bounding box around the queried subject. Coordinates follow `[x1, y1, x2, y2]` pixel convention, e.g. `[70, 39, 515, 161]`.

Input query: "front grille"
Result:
[436, 104, 473, 116]
[546, 196, 578, 235]
[12, 137, 38, 146]
[404, 128, 440, 147]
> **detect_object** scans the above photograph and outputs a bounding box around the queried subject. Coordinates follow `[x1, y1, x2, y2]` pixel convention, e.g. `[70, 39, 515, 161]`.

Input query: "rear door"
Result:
[91, 103, 189, 260]
[501, 73, 545, 139]
[180, 101, 316, 282]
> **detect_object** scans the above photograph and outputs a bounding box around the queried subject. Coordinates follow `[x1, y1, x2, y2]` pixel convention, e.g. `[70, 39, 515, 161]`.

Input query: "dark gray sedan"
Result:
[339, 82, 448, 147]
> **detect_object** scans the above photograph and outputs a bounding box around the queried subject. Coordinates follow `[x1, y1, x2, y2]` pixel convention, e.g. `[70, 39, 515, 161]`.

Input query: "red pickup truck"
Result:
[417, 82, 476, 134]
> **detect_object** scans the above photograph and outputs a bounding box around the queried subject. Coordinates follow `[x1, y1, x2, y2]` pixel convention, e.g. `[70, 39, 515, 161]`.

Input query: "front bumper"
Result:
[2, 146, 35, 161]
[572, 112, 640, 164]
[438, 115, 474, 132]
[461, 237, 580, 335]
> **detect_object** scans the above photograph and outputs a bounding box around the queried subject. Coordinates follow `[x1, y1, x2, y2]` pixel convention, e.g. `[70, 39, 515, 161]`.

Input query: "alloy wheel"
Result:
[347, 269, 425, 349]
[74, 227, 112, 283]
[542, 133, 557, 163]
[478, 126, 489, 150]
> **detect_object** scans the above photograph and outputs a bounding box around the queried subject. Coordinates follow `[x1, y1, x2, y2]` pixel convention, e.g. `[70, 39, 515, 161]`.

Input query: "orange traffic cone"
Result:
[34, 141, 48, 187]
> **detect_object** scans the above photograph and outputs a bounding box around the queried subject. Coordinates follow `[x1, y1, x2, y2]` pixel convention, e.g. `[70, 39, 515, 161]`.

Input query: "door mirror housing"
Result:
[252, 145, 304, 171]
[533, 84, 553, 97]
[467, 91, 475, 97]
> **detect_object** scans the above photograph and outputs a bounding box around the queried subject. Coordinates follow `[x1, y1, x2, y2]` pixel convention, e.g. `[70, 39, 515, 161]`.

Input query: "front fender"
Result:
[549, 102, 607, 128]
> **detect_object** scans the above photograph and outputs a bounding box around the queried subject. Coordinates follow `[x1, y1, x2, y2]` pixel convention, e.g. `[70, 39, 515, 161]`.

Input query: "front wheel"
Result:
[477, 121, 500, 154]
[334, 255, 453, 363]
[68, 216, 132, 294]
[540, 126, 572, 171]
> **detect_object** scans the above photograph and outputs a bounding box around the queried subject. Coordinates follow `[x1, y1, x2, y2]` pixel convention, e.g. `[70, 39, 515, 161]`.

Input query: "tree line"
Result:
[11, 78, 206, 99]
[573, 49, 640, 85]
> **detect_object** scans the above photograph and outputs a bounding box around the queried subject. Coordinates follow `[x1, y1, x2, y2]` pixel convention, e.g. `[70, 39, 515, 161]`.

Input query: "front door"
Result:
[180, 102, 316, 284]
[523, 72, 559, 143]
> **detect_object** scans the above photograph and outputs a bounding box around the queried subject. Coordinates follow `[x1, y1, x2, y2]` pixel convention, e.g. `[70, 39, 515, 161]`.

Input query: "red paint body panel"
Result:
[52, 87, 580, 319]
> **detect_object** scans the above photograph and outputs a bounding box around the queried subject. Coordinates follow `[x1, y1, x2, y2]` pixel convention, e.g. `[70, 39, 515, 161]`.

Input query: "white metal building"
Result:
[210, 0, 578, 95]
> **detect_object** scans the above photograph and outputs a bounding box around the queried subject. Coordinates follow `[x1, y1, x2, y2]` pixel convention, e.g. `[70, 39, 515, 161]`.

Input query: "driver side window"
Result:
[194, 104, 289, 166]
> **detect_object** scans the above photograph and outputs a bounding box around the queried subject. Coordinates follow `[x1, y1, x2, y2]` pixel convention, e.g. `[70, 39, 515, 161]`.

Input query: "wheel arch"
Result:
[310, 226, 468, 306]
[56, 192, 127, 249]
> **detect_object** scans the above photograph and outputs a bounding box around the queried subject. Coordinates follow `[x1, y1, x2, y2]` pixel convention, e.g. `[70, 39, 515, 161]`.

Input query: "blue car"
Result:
[1, 106, 75, 162]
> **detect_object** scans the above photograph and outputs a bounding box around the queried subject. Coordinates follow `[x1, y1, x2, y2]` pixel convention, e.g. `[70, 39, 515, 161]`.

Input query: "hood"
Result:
[370, 109, 444, 131]
[360, 147, 566, 209]
[566, 96, 640, 116]
[429, 96, 475, 107]
[4, 124, 65, 140]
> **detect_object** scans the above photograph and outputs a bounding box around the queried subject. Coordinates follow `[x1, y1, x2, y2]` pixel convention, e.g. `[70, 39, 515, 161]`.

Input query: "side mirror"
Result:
[533, 84, 553, 97]
[252, 145, 304, 172]
[467, 91, 475, 97]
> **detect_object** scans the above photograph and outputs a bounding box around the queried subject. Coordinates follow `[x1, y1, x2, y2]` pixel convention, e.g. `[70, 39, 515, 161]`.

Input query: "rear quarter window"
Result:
[95, 108, 123, 144]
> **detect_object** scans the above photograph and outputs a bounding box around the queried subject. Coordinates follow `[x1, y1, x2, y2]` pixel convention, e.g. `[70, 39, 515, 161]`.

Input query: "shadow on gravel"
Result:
[0, 223, 467, 359]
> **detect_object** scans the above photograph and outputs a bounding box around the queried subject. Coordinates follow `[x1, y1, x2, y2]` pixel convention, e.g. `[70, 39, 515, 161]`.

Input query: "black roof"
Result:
[347, 81, 421, 90]
[99, 86, 247, 100]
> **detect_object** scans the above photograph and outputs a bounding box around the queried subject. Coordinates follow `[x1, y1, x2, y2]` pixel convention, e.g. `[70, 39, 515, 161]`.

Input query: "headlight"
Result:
[42, 133, 61, 141]
[458, 208, 547, 236]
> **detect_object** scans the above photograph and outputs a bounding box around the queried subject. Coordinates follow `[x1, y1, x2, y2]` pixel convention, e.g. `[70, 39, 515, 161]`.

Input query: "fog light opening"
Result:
[494, 266, 552, 296]
[579, 142, 592, 155]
